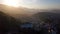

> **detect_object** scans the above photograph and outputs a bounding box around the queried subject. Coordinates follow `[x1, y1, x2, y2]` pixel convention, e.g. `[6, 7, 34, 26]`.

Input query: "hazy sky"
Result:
[0, 0, 60, 9]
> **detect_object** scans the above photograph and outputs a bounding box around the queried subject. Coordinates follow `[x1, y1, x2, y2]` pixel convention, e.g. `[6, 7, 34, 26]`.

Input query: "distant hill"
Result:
[29, 12, 60, 24]
[0, 4, 37, 16]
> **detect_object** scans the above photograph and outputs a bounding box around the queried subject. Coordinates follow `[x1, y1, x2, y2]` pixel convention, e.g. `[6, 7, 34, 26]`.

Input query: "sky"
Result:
[0, 0, 60, 9]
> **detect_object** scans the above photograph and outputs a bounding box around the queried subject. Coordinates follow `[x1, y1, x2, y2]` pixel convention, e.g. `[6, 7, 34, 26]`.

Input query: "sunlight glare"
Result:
[3, 0, 19, 7]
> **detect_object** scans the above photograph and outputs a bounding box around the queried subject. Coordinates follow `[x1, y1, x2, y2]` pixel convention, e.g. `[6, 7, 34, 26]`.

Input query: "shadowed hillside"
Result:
[0, 11, 21, 34]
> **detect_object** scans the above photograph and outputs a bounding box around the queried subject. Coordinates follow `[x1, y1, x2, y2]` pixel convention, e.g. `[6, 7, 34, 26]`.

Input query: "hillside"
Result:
[29, 12, 60, 24]
[0, 11, 20, 32]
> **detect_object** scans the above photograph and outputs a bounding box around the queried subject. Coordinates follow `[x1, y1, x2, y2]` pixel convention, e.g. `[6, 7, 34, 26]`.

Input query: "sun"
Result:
[3, 0, 19, 7]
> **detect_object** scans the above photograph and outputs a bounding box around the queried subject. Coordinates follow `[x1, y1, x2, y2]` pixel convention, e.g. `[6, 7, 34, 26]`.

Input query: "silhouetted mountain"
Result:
[0, 11, 20, 33]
